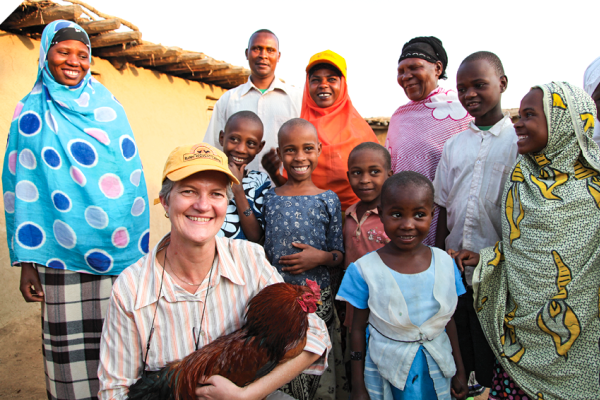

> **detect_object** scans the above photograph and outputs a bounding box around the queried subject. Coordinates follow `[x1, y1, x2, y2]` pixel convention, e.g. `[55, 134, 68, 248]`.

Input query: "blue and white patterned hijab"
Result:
[2, 20, 150, 275]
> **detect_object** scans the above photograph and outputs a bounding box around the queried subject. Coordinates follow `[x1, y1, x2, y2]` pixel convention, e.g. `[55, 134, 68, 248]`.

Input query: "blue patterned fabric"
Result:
[263, 189, 343, 287]
[218, 170, 271, 239]
[2, 20, 149, 275]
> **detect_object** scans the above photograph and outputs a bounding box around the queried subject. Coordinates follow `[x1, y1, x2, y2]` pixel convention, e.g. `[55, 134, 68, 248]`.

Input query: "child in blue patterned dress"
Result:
[263, 118, 349, 400]
[338, 171, 467, 400]
[217, 110, 271, 242]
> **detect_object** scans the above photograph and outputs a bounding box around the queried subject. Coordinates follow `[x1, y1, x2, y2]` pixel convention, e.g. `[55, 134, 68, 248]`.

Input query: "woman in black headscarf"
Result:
[385, 36, 473, 246]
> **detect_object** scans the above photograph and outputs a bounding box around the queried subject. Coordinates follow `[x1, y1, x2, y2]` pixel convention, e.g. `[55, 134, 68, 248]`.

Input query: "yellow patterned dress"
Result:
[472, 82, 600, 399]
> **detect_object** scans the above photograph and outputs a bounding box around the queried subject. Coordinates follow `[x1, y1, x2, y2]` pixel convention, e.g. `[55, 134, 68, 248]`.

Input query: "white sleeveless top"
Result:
[356, 248, 458, 390]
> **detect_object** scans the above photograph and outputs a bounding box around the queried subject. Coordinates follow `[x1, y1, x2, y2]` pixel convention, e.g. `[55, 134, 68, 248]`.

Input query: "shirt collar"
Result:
[346, 202, 358, 216]
[134, 234, 245, 310]
[214, 236, 246, 286]
[240, 75, 290, 96]
[346, 202, 380, 222]
[468, 113, 512, 137]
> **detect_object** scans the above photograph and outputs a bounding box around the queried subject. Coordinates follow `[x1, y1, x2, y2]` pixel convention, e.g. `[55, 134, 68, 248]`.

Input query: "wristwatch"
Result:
[332, 252, 338, 262]
[243, 207, 253, 217]
[350, 351, 363, 361]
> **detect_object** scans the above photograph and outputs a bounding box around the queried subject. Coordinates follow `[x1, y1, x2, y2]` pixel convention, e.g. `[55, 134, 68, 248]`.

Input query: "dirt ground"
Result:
[0, 309, 489, 400]
[0, 308, 46, 399]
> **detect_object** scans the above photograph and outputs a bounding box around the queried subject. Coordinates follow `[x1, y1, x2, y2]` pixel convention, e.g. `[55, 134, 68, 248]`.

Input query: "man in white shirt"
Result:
[204, 29, 301, 180]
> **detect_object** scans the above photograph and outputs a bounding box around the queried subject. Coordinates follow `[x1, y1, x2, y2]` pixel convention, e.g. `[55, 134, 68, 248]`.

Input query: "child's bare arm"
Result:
[228, 162, 263, 243]
[231, 181, 263, 243]
[279, 243, 343, 275]
[435, 206, 449, 250]
[351, 307, 370, 400]
[446, 316, 468, 400]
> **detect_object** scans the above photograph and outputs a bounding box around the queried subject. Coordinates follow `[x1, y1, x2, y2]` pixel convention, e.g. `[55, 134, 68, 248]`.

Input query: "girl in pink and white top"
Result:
[386, 36, 473, 245]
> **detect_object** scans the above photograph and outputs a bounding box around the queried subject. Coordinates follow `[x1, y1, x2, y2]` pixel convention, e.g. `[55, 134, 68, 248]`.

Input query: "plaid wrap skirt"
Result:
[38, 265, 116, 400]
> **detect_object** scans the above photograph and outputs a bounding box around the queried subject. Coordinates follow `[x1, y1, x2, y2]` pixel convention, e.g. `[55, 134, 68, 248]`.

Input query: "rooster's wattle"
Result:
[127, 279, 321, 400]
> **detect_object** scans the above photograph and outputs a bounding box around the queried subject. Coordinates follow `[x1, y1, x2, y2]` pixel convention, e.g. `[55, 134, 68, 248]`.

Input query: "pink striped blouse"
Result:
[98, 234, 331, 399]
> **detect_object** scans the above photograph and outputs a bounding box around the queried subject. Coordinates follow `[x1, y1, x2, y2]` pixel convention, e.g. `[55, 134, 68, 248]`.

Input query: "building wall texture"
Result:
[0, 31, 227, 327]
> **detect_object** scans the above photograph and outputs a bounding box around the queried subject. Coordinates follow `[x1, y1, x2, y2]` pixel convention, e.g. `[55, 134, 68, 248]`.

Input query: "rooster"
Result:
[128, 279, 321, 400]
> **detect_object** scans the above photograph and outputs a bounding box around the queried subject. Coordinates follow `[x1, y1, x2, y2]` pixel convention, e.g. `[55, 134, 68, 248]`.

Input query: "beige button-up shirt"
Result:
[203, 76, 302, 173]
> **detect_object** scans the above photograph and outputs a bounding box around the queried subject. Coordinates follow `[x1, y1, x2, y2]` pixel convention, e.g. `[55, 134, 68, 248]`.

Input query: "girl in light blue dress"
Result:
[337, 171, 467, 400]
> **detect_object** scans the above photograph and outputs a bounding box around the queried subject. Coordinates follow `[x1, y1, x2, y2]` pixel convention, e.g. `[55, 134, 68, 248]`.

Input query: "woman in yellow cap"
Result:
[301, 50, 379, 213]
[98, 143, 331, 400]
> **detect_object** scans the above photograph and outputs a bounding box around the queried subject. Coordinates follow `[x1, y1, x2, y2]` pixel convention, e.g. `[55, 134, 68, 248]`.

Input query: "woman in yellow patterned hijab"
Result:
[456, 81, 600, 399]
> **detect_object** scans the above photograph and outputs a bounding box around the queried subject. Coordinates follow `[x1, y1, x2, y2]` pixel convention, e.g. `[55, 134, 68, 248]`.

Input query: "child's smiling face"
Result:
[379, 185, 433, 252]
[219, 117, 265, 168]
[515, 88, 548, 155]
[456, 59, 507, 126]
[277, 124, 321, 182]
[347, 149, 392, 206]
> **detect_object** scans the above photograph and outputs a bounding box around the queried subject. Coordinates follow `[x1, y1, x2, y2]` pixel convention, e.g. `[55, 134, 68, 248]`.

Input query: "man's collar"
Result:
[240, 75, 289, 96]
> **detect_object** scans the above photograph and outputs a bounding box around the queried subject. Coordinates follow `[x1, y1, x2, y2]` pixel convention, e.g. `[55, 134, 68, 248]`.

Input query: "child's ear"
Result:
[377, 205, 383, 221]
[500, 75, 508, 94]
[317, 142, 322, 156]
[258, 140, 266, 154]
[346, 170, 350, 181]
[387, 169, 393, 177]
[218, 130, 225, 147]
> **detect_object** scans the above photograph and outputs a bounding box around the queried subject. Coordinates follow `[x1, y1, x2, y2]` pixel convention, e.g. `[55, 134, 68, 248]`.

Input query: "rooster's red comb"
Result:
[306, 279, 321, 300]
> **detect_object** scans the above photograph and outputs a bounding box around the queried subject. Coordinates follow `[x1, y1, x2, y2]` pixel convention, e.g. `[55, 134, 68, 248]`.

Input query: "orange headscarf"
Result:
[300, 51, 378, 211]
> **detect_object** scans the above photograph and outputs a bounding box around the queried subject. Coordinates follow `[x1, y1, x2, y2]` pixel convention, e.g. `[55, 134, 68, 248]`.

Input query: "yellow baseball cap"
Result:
[305, 50, 347, 79]
[154, 143, 239, 205]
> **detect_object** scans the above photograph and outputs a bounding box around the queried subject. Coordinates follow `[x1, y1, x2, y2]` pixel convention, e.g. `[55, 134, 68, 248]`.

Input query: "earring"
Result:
[165, 212, 169, 218]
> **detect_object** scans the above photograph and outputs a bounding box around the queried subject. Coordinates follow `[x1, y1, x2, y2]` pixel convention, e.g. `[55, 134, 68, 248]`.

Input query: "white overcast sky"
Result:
[2, 0, 599, 117]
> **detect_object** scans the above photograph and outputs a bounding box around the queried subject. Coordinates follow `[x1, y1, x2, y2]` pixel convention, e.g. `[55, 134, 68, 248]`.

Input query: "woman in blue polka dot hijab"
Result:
[2, 20, 149, 399]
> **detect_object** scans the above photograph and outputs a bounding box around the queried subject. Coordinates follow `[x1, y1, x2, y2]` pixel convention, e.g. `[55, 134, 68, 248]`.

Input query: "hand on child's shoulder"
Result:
[446, 248, 457, 258]
[452, 249, 480, 272]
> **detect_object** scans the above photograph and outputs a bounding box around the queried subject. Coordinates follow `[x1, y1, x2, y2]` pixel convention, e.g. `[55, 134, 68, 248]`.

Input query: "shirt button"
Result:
[476, 160, 481, 164]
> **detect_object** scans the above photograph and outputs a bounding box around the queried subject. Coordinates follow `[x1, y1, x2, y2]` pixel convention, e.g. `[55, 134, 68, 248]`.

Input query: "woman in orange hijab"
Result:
[301, 50, 379, 212]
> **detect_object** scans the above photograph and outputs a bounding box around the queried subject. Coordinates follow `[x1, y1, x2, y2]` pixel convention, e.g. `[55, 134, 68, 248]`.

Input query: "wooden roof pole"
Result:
[61, 0, 139, 31]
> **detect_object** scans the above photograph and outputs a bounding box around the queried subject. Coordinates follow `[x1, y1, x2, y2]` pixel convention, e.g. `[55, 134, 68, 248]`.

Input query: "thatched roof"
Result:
[0, 0, 250, 89]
